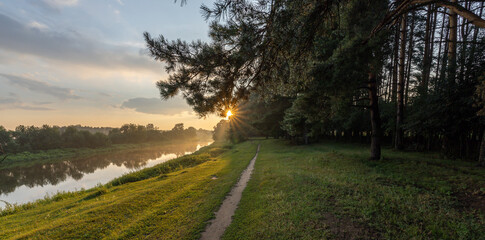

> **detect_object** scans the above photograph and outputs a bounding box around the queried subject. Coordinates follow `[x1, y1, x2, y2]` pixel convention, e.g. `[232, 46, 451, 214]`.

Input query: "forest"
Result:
[0, 123, 205, 154]
[145, 0, 485, 165]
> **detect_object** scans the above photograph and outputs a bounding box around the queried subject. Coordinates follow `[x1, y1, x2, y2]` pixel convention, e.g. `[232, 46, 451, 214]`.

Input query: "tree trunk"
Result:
[385, 68, 392, 102]
[436, 10, 446, 82]
[392, 26, 399, 103]
[368, 70, 382, 160]
[405, 13, 415, 105]
[395, 15, 407, 150]
[429, 5, 437, 82]
[480, 129, 485, 167]
[467, 2, 484, 78]
[440, 0, 459, 157]
[422, 6, 432, 94]
[439, 16, 450, 85]
[448, 0, 458, 82]
[410, 0, 485, 28]
[458, 1, 470, 84]
[304, 125, 309, 145]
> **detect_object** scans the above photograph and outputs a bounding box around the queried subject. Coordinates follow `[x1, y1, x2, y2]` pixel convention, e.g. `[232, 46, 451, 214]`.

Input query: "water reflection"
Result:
[0, 141, 212, 207]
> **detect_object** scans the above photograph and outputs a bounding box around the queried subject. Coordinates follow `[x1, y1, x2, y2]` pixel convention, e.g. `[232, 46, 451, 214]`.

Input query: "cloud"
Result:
[15, 105, 53, 111]
[0, 97, 53, 111]
[0, 13, 160, 73]
[28, 21, 49, 30]
[0, 73, 81, 100]
[0, 97, 19, 104]
[43, 0, 79, 7]
[30, 0, 78, 14]
[32, 101, 53, 105]
[97, 92, 111, 97]
[121, 97, 191, 115]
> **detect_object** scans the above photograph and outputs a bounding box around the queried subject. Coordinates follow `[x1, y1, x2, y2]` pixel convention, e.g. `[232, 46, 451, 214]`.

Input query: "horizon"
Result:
[1, 123, 213, 132]
[0, 0, 220, 130]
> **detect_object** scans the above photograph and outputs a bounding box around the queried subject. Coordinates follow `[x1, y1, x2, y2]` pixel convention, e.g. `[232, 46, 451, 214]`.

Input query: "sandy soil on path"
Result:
[200, 144, 260, 240]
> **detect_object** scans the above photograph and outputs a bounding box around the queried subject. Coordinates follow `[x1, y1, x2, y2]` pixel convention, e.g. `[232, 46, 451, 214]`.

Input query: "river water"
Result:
[0, 140, 212, 209]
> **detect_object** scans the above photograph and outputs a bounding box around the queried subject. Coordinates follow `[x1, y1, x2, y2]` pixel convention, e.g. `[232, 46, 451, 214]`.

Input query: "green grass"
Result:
[0, 141, 260, 239]
[1, 139, 484, 239]
[223, 139, 485, 240]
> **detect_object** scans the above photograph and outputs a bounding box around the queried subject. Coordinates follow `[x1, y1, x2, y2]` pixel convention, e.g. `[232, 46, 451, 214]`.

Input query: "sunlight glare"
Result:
[225, 110, 233, 120]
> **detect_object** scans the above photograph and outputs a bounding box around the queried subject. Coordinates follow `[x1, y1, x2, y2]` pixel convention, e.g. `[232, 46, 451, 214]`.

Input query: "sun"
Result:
[225, 110, 233, 120]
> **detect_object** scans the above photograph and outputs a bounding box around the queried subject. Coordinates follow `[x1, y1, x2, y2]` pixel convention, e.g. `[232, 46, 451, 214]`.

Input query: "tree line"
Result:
[145, 0, 485, 165]
[0, 123, 203, 154]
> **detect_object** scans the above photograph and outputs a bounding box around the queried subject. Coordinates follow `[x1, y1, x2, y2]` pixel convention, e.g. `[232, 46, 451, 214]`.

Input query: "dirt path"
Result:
[200, 144, 260, 240]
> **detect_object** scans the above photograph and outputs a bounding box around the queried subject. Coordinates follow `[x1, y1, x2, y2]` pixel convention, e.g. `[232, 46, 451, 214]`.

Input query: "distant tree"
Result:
[30, 125, 61, 150]
[0, 126, 11, 147]
[146, 123, 156, 131]
[108, 128, 124, 144]
[172, 123, 184, 132]
[241, 94, 291, 139]
[120, 124, 130, 134]
[13, 125, 32, 151]
[281, 93, 326, 144]
[185, 127, 197, 139]
[0, 126, 16, 156]
[62, 126, 81, 148]
[88, 132, 110, 148]
[213, 120, 229, 142]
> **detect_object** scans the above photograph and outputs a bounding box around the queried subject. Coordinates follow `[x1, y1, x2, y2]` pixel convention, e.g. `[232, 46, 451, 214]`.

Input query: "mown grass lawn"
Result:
[0, 141, 260, 239]
[224, 139, 485, 240]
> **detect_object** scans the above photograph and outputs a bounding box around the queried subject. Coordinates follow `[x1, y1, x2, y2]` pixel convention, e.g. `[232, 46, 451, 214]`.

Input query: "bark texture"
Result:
[480, 129, 485, 167]
[395, 15, 407, 150]
[368, 71, 382, 160]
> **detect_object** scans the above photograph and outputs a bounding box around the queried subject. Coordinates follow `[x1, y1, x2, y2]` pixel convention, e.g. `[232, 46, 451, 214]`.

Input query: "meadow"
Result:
[1, 139, 484, 239]
[225, 140, 485, 239]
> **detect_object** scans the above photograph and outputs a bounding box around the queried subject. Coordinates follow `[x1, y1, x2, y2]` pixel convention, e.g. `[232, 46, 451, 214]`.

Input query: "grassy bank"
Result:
[0, 140, 259, 239]
[0, 138, 211, 169]
[224, 139, 485, 239]
[1, 139, 483, 239]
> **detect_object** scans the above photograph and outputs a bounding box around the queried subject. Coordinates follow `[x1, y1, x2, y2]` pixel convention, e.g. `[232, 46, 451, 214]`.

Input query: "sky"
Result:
[0, 0, 220, 130]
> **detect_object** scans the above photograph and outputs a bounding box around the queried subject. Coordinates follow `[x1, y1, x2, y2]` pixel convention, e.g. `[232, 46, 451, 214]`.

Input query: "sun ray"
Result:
[225, 110, 233, 120]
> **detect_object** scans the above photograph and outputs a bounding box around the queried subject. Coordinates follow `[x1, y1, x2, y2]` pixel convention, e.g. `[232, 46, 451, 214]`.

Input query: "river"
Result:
[0, 140, 212, 209]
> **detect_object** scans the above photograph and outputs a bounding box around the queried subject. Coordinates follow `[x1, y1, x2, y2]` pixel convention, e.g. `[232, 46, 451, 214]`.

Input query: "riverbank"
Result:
[0, 138, 211, 169]
[1, 139, 484, 239]
[0, 140, 259, 239]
